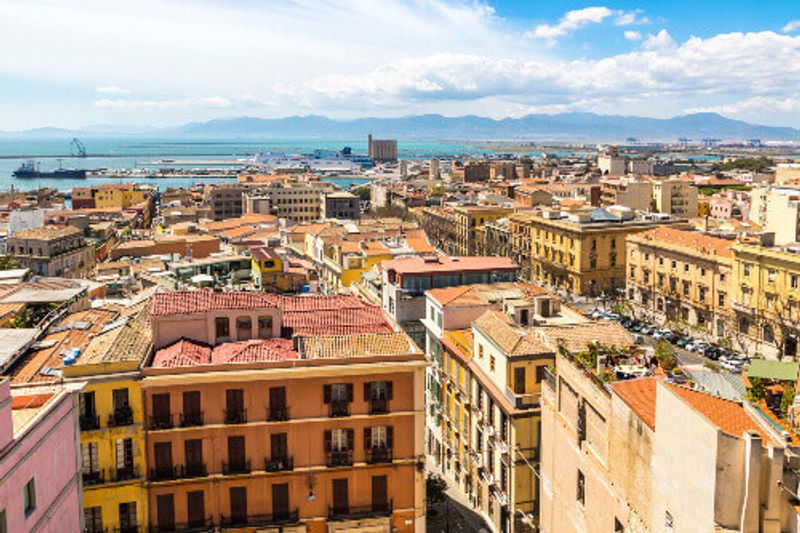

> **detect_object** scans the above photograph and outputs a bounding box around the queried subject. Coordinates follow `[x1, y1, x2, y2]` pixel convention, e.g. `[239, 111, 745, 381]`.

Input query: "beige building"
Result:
[244, 181, 335, 223]
[206, 184, 246, 221]
[7, 225, 95, 278]
[626, 226, 733, 341]
[540, 353, 800, 533]
[652, 178, 698, 217]
[749, 186, 800, 245]
[368, 134, 398, 162]
[600, 178, 653, 211]
[510, 208, 684, 296]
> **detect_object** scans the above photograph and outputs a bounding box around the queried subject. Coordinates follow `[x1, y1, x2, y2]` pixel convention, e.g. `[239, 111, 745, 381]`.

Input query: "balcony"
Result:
[149, 465, 178, 482]
[220, 510, 299, 529]
[264, 457, 293, 472]
[180, 411, 204, 428]
[82, 470, 105, 486]
[149, 414, 174, 430]
[108, 405, 134, 427]
[180, 463, 208, 479]
[80, 413, 100, 431]
[366, 447, 393, 464]
[222, 459, 251, 475]
[369, 399, 389, 415]
[267, 406, 290, 422]
[148, 518, 215, 532]
[224, 409, 247, 425]
[326, 449, 353, 467]
[110, 465, 140, 482]
[329, 400, 350, 418]
[328, 500, 393, 521]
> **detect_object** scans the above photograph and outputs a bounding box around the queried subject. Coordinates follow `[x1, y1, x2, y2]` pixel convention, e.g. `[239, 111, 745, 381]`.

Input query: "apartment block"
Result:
[626, 226, 733, 342]
[600, 178, 653, 211]
[322, 192, 361, 221]
[420, 206, 514, 256]
[7, 225, 96, 278]
[244, 181, 335, 223]
[206, 184, 247, 221]
[749, 186, 800, 245]
[652, 178, 698, 217]
[142, 290, 426, 532]
[368, 135, 398, 163]
[510, 208, 684, 296]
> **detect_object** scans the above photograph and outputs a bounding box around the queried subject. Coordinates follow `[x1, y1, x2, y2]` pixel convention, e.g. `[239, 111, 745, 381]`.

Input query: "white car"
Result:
[720, 359, 745, 372]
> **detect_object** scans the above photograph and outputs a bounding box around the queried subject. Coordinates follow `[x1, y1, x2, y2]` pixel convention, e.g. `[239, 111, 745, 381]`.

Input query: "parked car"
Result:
[664, 333, 679, 344]
[676, 337, 692, 348]
[720, 359, 745, 372]
[590, 309, 604, 319]
[641, 325, 656, 335]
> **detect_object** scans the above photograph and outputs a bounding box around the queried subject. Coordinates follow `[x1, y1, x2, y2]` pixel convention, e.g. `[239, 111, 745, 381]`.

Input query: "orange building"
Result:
[141, 291, 427, 532]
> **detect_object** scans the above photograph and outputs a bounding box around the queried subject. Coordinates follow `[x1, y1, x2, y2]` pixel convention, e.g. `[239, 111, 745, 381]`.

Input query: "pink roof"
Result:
[278, 295, 393, 336]
[381, 256, 518, 275]
[151, 290, 279, 316]
[152, 338, 297, 368]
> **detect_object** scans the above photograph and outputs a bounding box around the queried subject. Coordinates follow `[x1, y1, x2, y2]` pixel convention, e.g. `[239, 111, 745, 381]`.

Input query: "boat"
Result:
[13, 160, 87, 179]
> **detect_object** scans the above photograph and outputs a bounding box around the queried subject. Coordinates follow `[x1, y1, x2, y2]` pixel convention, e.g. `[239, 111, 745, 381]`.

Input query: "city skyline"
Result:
[2, 0, 800, 130]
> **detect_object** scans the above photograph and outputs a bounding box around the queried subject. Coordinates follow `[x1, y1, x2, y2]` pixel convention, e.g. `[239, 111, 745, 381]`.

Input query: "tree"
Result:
[352, 186, 371, 202]
[747, 376, 765, 402]
[0, 256, 20, 270]
[654, 339, 678, 373]
[426, 474, 448, 507]
[781, 385, 796, 418]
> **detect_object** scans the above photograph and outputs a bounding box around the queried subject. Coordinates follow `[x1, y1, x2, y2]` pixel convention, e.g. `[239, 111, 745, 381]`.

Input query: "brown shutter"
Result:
[272, 483, 289, 520]
[269, 387, 286, 409]
[183, 391, 201, 415]
[323, 385, 332, 404]
[186, 490, 205, 528]
[346, 429, 354, 451]
[154, 442, 173, 469]
[371, 475, 388, 511]
[364, 382, 372, 401]
[156, 494, 175, 531]
[230, 487, 247, 520]
[386, 381, 393, 400]
[185, 439, 203, 467]
[387, 426, 394, 448]
[346, 383, 354, 402]
[324, 430, 332, 452]
[364, 427, 372, 450]
[332, 478, 348, 513]
[228, 436, 245, 464]
[152, 393, 170, 418]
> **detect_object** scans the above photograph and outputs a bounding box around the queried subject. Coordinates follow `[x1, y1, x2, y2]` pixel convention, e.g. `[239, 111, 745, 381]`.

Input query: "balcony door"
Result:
[230, 487, 247, 525]
[272, 483, 289, 520]
[187, 491, 205, 529]
[372, 475, 388, 512]
[332, 478, 348, 515]
[156, 494, 175, 532]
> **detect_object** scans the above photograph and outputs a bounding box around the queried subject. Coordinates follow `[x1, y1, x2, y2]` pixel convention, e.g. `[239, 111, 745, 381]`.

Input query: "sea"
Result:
[0, 137, 505, 193]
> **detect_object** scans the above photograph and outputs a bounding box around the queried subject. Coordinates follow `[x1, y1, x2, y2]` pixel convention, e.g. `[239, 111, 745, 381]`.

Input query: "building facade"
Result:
[7, 225, 96, 278]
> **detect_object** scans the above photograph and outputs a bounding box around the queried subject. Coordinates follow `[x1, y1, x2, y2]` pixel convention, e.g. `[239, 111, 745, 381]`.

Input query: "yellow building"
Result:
[62, 302, 152, 532]
[320, 240, 394, 291]
[250, 246, 311, 292]
[626, 226, 733, 341]
[731, 241, 800, 359]
[73, 184, 152, 210]
[510, 208, 685, 296]
[422, 206, 514, 256]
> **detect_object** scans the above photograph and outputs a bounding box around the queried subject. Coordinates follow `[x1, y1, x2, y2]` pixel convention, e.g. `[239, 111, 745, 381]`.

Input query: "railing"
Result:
[264, 457, 293, 472]
[148, 518, 215, 532]
[108, 405, 134, 427]
[110, 465, 140, 482]
[149, 465, 178, 482]
[224, 409, 247, 424]
[222, 459, 251, 475]
[80, 414, 100, 431]
[267, 406, 290, 422]
[328, 500, 393, 521]
[180, 411, 204, 427]
[149, 414, 174, 430]
[369, 399, 389, 415]
[329, 400, 350, 418]
[219, 510, 299, 528]
[366, 447, 393, 464]
[180, 463, 208, 479]
[326, 449, 353, 467]
[82, 470, 104, 486]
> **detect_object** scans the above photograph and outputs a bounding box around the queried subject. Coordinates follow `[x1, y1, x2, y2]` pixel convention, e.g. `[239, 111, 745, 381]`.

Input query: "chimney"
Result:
[0, 378, 13, 450]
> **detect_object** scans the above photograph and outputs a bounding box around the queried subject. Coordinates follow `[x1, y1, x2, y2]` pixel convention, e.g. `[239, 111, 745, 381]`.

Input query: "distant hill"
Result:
[3, 112, 799, 142]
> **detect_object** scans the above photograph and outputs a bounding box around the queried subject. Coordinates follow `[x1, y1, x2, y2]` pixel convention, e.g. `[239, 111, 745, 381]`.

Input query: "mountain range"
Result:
[3, 113, 799, 142]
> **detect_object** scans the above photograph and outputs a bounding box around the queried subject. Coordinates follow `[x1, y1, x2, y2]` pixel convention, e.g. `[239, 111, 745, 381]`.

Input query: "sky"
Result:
[1, 0, 800, 130]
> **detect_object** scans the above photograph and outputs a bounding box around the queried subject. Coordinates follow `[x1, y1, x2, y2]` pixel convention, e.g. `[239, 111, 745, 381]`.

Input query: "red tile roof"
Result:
[665, 382, 765, 440]
[152, 338, 297, 368]
[278, 295, 393, 336]
[610, 377, 658, 431]
[151, 290, 279, 316]
[381, 256, 518, 275]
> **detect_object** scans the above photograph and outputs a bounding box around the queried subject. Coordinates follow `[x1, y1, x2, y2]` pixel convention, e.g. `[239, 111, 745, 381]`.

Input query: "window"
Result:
[576, 470, 585, 507]
[229, 487, 247, 525]
[112, 388, 129, 411]
[514, 367, 526, 394]
[156, 494, 175, 532]
[744, 264, 751, 277]
[272, 483, 290, 520]
[671, 260, 677, 269]
[184, 439, 204, 475]
[478, 344, 484, 359]
[215, 317, 230, 340]
[81, 442, 99, 475]
[331, 428, 349, 451]
[187, 491, 205, 529]
[0, 510, 6, 533]
[325, 383, 353, 403]
[490, 356, 496, 372]
[116, 438, 134, 476]
[684, 264, 689, 273]
[372, 475, 388, 512]
[370, 425, 389, 448]
[119, 502, 137, 530]
[332, 478, 349, 515]
[84, 507, 102, 533]
[258, 316, 273, 338]
[793, 275, 800, 289]
[23, 478, 36, 516]
[768, 269, 776, 283]
[236, 316, 252, 341]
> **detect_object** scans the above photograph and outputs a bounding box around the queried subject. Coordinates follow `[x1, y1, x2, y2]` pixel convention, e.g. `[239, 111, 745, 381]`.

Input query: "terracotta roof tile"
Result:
[278, 295, 393, 336]
[630, 226, 733, 259]
[152, 338, 297, 368]
[296, 332, 418, 359]
[665, 382, 765, 440]
[610, 377, 658, 430]
[538, 321, 635, 353]
[151, 290, 279, 316]
[474, 310, 552, 356]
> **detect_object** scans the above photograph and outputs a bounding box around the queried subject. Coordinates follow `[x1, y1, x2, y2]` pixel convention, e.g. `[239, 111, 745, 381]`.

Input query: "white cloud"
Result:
[783, 20, 800, 33]
[527, 6, 613, 45]
[95, 85, 130, 95]
[642, 29, 676, 50]
[686, 96, 800, 116]
[95, 96, 232, 109]
[615, 10, 650, 26]
[624, 31, 642, 41]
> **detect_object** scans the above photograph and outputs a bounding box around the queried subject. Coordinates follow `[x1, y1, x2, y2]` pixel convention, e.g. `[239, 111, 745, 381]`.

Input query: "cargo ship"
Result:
[13, 160, 87, 179]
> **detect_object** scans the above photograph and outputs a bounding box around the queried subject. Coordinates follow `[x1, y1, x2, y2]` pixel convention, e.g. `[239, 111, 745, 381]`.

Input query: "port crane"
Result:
[70, 137, 87, 158]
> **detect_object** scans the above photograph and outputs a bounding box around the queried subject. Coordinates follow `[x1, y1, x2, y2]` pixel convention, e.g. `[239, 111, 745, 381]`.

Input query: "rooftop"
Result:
[152, 338, 297, 368]
[11, 225, 82, 241]
[278, 294, 393, 336]
[630, 226, 733, 259]
[382, 255, 518, 275]
[747, 359, 800, 382]
[474, 310, 553, 356]
[67, 301, 152, 369]
[538, 321, 635, 353]
[427, 282, 549, 307]
[296, 331, 418, 359]
[151, 290, 279, 316]
[610, 377, 658, 431]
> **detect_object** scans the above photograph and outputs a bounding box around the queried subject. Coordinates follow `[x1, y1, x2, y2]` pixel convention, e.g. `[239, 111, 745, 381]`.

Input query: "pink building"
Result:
[0, 378, 84, 532]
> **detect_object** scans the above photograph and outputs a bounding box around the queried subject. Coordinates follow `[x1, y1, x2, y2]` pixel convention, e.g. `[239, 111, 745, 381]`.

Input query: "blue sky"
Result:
[1, 0, 800, 130]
